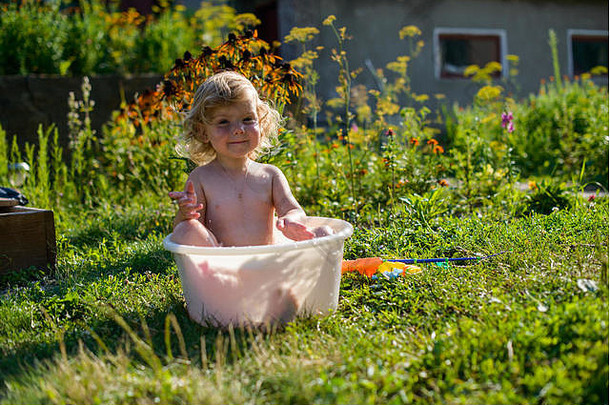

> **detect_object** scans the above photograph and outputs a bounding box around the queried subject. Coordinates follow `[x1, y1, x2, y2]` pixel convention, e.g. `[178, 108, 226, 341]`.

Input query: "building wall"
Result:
[277, 0, 608, 107]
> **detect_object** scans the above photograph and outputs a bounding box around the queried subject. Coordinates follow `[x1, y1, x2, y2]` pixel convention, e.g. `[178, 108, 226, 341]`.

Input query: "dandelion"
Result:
[501, 112, 515, 133]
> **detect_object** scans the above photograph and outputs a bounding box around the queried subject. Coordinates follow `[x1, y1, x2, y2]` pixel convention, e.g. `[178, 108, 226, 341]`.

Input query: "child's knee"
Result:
[313, 225, 334, 238]
[171, 220, 219, 247]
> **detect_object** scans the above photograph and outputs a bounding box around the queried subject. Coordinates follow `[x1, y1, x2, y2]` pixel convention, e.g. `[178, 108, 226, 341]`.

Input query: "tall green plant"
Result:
[548, 29, 563, 91]
[0, 126, 7, 182]
[285, 26, 323, 191]
[323, 15, 357, 218]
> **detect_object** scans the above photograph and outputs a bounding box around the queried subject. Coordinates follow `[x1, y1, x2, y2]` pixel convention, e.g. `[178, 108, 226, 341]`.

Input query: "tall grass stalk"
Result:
[51, 129, 66, 205]
[24, 143, 35, 195]
[548, 29, 562, 91]
[324, 16, 357, 219]
[0, 126, 7, 182]
[164, 313, 188, 361]
[35, 125, 50, 208]
[9, 136, 21, 178]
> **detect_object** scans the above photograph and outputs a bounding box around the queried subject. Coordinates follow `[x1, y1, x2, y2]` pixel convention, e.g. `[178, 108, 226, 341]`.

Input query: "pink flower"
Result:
[501, 112, 514, 133]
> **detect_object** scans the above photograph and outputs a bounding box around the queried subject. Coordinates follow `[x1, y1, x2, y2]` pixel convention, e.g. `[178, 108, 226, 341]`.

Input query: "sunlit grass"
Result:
[0, 197, 606, 404]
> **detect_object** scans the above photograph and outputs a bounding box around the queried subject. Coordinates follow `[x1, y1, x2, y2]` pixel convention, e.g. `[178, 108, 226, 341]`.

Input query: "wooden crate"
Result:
[0, 204, 56, 275]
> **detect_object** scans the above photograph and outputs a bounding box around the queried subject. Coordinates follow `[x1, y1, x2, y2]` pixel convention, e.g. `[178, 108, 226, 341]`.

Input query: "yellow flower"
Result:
[234, 13, 261, 29]
[377, 97, 400, 116]
[486, 61, 503, 73]
[285, 26, 320, 43]
[476, 85, 503, 101]
[464, 64, 480, 78]
[323, 15, 336, 26]
[481, 113, 497, 124]
[399, 25, 422, 39]
[590, 66, 608, 75]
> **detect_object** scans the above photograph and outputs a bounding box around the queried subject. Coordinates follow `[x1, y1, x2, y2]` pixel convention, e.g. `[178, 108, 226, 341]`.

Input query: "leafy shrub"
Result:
[0, 1, 69, 74]
[0, 1, 236, 76]
[446, 31, 609, 191]
[1, 14, 607, 223]
[513, 78, 609, 187]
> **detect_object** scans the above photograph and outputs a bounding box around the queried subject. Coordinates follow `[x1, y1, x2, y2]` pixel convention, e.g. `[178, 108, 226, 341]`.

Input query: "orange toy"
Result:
[342, 252, 508, 278]
[341, 257, 383, 277]
[342, 257, 422, 278]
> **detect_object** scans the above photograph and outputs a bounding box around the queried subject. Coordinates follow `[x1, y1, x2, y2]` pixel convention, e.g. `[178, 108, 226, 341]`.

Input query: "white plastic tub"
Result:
[163, 217, 353, 328]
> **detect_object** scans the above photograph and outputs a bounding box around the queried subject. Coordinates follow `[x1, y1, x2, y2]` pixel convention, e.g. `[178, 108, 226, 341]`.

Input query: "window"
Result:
[434, 28, 507, 79]
[568, 30, 609, 77]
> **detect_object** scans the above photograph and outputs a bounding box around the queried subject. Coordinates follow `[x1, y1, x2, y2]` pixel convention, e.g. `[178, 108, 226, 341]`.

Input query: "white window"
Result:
[433, 28, 508, 80]
[567, 29, 609, 77]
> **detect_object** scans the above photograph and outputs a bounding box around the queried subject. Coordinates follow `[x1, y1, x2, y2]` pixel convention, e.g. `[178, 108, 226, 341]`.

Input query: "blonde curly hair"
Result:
[178, 70, 282, 166]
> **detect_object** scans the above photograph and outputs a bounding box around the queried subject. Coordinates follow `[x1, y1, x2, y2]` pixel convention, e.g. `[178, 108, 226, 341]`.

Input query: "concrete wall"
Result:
[0, 74, 162, 150]
[278, 0, 608, 108]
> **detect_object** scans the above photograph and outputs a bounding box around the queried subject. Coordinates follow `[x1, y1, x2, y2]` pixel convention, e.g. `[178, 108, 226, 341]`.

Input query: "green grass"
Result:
[0, 194, 606, 404]
[0, 12, 607, 403]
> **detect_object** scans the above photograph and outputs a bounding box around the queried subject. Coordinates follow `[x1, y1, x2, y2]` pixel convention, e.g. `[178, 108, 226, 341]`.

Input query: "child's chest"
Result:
[204, 175, 274, 219]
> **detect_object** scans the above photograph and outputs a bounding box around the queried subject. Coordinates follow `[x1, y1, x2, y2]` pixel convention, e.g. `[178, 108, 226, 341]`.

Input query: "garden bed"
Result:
[0, 74, 161, 148]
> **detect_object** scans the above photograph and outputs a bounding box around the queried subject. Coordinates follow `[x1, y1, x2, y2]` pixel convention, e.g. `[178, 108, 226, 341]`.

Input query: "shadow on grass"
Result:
[0, 295, 287, 389]
[0, 209, 173, 289]
[0, 237, 291, 390]
[60, 211, 173, 252]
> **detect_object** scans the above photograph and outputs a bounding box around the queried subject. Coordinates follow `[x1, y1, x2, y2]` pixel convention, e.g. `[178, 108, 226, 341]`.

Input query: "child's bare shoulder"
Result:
[252, 162, 283, 176]
[188, 163, 218, 185]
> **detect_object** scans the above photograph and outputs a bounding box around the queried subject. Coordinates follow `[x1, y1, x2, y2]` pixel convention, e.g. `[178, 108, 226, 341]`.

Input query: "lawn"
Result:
[0, 11, 608, 405]
[0, 194, 607, 404]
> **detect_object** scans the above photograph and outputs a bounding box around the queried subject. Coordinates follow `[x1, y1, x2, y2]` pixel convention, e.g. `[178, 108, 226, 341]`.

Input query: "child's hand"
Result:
[276, 217, 315, 241]
[169, 180, 203, 220]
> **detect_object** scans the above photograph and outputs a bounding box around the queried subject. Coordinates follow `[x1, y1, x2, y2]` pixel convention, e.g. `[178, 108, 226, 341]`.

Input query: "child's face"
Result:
[203, 95, 261, 161]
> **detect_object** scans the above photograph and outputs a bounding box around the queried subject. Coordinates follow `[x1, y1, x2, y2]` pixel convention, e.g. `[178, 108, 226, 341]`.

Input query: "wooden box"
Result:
[0, 203, 56, 275]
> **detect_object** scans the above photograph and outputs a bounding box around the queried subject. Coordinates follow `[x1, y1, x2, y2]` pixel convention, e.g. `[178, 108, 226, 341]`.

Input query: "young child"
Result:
[169, 70, 330, 247]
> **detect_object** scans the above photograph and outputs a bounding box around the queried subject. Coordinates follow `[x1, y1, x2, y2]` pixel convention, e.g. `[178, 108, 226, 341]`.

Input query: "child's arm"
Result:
[169, 180, 205, 228]
[271, 166, 315, 241]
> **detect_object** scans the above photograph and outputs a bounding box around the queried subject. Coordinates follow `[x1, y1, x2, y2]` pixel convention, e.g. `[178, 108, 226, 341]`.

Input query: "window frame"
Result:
[567, 29, 609, 78]
[433, 27, 508, 80]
